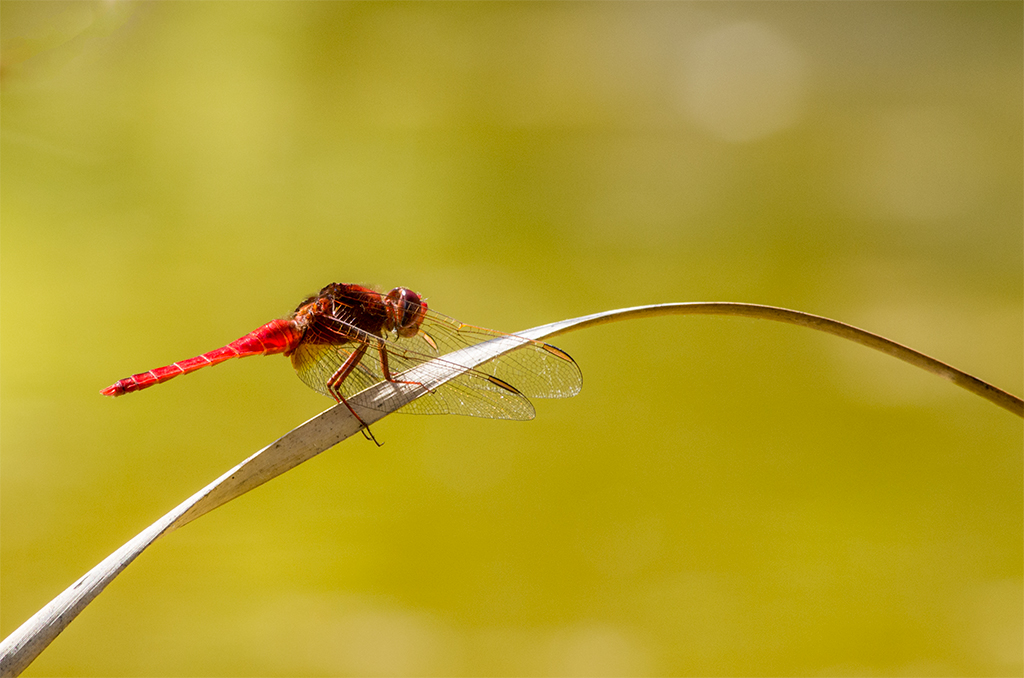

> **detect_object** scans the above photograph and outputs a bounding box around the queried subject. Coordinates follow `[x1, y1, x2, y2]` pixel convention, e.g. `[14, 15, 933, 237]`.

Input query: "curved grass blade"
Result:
[2, 302, 1019, 677]
[524, 303, 1022, 417]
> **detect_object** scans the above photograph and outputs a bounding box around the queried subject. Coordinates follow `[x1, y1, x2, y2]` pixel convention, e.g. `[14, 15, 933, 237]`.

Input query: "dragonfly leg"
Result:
[355, 417, 382, 446]
[334, 392, 381, 446]
[325, 341, 369, 399]
[324, 342, 382, 446]
[378, 339, 432, 394]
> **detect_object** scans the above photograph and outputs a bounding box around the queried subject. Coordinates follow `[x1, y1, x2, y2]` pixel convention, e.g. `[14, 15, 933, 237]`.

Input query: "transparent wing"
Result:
[410, 307, 582, 400]
[289, 307, 582, 420]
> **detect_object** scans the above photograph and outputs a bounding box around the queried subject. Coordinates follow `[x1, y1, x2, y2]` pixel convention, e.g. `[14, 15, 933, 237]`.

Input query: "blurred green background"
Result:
[2, 2, 1021, 675]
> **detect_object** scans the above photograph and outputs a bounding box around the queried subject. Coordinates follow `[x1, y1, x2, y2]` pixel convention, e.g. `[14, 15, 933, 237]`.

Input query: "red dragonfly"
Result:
[102, 283, 581, 428]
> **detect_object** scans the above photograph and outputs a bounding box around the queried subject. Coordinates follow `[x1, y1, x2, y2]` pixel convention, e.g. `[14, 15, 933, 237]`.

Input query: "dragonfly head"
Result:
[385, 287, 428, 338]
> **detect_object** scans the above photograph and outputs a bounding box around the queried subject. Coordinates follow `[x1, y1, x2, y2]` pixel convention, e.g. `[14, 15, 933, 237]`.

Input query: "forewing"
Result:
[290, 318, 540, 419]
[411, 308, 583, 400]
[373, 307, 582, 418]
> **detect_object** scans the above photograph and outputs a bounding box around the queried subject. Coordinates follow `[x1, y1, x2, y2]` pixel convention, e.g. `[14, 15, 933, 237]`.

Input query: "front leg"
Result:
[377, 338, 425, 389]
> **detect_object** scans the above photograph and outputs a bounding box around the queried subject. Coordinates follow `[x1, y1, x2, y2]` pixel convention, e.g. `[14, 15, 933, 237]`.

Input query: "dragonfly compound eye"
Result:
[387, 287, 428, 338]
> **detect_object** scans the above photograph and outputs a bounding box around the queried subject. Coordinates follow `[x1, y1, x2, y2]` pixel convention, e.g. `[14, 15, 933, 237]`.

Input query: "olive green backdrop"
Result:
[2, 2, 1021, 675]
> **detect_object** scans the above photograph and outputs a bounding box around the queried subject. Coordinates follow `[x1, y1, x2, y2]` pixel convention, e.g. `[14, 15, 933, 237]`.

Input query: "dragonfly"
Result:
[102, 283, 582, 441]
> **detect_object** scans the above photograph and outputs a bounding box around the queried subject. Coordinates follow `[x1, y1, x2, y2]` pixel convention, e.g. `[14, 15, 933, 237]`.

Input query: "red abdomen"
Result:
[101, 318, 302, 396]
